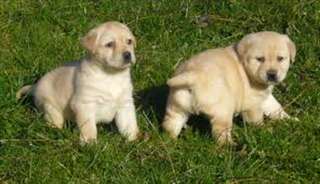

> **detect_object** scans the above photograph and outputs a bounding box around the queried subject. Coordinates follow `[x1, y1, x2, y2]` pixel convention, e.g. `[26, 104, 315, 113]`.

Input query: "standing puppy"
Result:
[163, 31, 296, 145]
[17, 21, 140, 143]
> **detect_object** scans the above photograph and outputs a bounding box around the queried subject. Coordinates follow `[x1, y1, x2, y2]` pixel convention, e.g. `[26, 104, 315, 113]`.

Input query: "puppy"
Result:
[163, 31, 296, 145]
[17, 21, 140, 143]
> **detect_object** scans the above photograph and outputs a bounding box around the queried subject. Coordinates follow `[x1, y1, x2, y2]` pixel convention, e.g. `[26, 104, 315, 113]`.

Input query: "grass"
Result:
[1, 0, 320, 183]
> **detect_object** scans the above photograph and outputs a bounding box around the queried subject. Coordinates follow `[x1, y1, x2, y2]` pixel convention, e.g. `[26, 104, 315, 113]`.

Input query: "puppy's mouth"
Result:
[265, 80, 279, 85]
[97, 60, 132, 72]
[114, 51, 135, 69]
[119, 62, 132, 69]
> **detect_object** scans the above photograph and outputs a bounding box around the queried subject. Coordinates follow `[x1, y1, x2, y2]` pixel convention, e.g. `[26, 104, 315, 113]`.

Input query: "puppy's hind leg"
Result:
[162, 105, 189, 139]
[210, 115, 234, 145]
[204, 106, 234, 145]
[162, 89, 191, 139]
[43, 103, 64, 129]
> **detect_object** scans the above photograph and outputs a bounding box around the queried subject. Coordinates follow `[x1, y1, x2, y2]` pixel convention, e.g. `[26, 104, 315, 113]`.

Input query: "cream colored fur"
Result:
[163, 31, 296, 145]
[17, 21, 140, 143]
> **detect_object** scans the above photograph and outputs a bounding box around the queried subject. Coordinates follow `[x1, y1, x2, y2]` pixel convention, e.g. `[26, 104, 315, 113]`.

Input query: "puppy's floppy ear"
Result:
[81, 29, 99, 54]
[116, 22, 137, 48]
[234, 34, 253, 61]
[284, 35, 296, 63]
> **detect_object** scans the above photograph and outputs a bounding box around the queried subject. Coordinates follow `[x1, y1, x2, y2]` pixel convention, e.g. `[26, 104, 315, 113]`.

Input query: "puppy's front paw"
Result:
[79, 137, 97, 146]
[126, 130, 141, 142]
[242, 110, 264, 126]
[272, 111, 299, 121]
[245, 120, 264, 127]
[162, 122, 179, 140]
[216, 132, 235, 146]
[47, 122, 63, 129]
[79, 130, 97, 145]
[135, 132, 151, 142]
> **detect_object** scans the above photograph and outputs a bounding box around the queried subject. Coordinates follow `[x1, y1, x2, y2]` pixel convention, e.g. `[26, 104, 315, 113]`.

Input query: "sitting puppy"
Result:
[163, 31, 296, 145]
[17, 21, 140, 143]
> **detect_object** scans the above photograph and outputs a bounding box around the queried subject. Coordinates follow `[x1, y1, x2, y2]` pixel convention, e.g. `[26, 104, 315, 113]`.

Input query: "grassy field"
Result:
[1, 0, 320, 183]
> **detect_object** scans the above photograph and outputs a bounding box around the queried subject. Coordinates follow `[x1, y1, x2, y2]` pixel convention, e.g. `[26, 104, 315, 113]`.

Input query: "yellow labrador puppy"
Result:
[17, 21, 140, 143]
[163, 31, 296, 145]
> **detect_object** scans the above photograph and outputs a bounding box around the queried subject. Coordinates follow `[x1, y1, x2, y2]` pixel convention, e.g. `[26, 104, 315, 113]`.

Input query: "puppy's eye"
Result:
[256, 56, 265, 63]
[105, 42, 115, 48]
[127, 39, 133, 45]
[277, 56, 284, 62]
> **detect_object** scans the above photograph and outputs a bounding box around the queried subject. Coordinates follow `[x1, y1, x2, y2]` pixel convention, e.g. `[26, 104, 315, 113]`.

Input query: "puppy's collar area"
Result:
[84, 57, 132, 74]
[249, 77, 272, 90]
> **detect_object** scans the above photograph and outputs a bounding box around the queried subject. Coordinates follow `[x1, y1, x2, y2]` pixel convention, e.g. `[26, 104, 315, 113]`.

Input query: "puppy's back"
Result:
[168, 47, 241, 88]
[34, 61, 79, 112]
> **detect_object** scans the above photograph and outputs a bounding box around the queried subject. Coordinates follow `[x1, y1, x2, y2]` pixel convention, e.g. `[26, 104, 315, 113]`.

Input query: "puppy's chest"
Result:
[77, 76, 132, 122]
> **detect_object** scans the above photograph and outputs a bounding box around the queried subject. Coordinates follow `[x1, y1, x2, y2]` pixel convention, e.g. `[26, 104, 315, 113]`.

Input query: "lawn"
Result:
[1, 0, 320, 183]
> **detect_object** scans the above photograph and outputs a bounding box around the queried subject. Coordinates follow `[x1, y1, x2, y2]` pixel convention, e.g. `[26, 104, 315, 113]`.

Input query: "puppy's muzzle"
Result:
[266, 70, 278, 82]
[123, 51, 132, 63]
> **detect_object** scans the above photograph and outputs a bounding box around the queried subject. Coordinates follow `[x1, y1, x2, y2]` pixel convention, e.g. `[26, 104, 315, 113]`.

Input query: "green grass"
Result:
[1, 0, 320, 183]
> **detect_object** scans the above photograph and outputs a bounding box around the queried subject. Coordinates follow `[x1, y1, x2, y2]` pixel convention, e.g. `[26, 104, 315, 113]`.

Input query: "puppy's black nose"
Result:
[123, 51, 131, 63]
[267, 70, 278, 82]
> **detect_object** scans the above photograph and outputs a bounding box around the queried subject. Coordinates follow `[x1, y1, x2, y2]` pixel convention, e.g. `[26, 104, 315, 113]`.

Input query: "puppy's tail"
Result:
[16, 85, 33, 100]
[167, 72, 197, 87]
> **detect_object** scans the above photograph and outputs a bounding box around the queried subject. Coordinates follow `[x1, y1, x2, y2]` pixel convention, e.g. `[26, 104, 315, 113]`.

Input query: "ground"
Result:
[1, 0, 320, 183]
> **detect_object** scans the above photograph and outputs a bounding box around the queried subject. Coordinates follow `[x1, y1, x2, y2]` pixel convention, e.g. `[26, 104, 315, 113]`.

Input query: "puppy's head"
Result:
[81, 21, 136, 70]
[236, 31, 296, 86]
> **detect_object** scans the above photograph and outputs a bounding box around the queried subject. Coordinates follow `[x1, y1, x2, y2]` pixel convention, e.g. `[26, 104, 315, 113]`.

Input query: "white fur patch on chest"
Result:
[95, 100, 118, 123]
[75, 64, 133, 123]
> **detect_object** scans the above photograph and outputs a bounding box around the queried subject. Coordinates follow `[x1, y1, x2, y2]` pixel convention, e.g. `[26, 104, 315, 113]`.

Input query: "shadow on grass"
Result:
[136, 84, 215, 137]
[18, 93, 36, 112]
[18, 83, 243, 138]
[136, 84, 168, 125]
